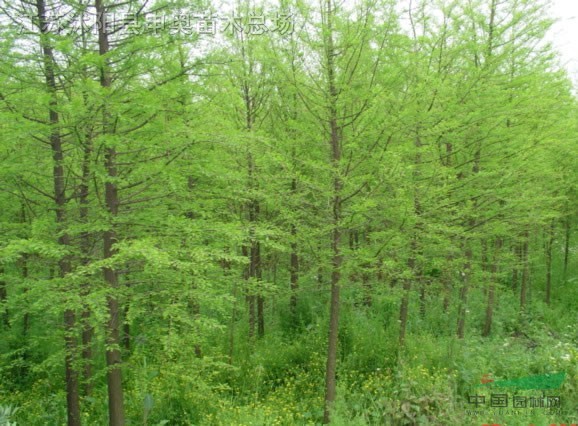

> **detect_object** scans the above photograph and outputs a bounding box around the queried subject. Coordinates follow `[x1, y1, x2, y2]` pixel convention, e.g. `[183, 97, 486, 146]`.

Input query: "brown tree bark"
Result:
[512, 242, 520, 291]
[545, 221, 555, 305]
[95, 1, 125, 424]
[289, 216, 299, 316]
[482, 238, 502, 337]
[256, 240, 264, 338]
[441, 254, 454, 314]
[224, 256, 237, 364]
[323, 2, 342, 421]
[361, 262, 372, 307]
[122, 286, 131, 352]
[563, 216, 570, 280]
[400, 127, 422, 344]
[0, 267, 8, 329]
[520, 231, 529, 310]
[456, 243, 472, 339]
[399, 250, 414, 345]
[78, 20, 95, 398]
[35, 0, 81, 423]
[79, 138, 93, 396]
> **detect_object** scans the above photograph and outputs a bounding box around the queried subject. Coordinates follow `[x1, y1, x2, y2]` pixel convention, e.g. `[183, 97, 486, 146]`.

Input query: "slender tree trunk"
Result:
[458, 0, 495, 339]
[246, 149, 261, 340]
[456, 243, 472, 339]
[442, 254, 453, 314]
[483, 238, 502, 337]
[78, 19, 94, 397]
[400, 129, 422, 344]
[79, 136, 93, 397]
[242, 242, 255, 340]
[256, 242, 264, 339]
[512, 241, 519, 291]
[20, 251, 30, 376]
[545, 221, 554, 305]
[289, 221, 299, 317]
[456, 152, 480, 338]
[520, 231, 529, 310]
[400, 238, 420, 345]
[80, 308, 92, 397]
[442, 277, 451, 314]
[35, 1, 80, 422]
[0, 267, 8, 329]
[563, 216, 570, 280]
[399, 259, 413, 345]
[248, 258, 256, 340]
[122, 289, 130, 352]
[361, 264, 372, 307]
[419, 281, 427, 319]
[95, 1, 125, 423]
[442, 140, 454, 314]
[480, 239, 489, 297]
[185, 177, 203, 358]
[225, 257, 237, 364]
[323, 2, 342, 420]
[324, 210, 341, 424]
[317, 242, 324, 289]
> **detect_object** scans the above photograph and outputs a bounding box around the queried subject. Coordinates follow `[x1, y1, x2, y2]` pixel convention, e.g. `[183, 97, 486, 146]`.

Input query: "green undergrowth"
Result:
[2, 281, 577, 425]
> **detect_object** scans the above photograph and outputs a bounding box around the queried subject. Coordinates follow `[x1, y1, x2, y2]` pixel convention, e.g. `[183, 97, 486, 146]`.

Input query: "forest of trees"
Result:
[0, 0, 576, 425]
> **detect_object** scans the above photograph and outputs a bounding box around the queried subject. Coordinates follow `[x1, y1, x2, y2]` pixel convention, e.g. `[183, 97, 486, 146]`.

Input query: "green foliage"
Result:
[0, 0, 577, 425]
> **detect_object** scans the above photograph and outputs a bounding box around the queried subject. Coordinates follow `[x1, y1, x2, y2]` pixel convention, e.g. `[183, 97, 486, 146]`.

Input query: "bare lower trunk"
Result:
[563, 216, 570, 280]
[21, 252, 30, 339]
[442, 257, 453, 314]
[482, 285, 495, 337]
[223, 257, 236, 364]
[81, 309, 93, 396]
[480, 239, 488, 297]
[520, 232, 529, 310]
[399, 278, 411, 345]
[289, 226, 299, 316]
[401, 126, 422, 343]
[419, 282, 426, 318]
[122, 303, 130, 351]
[511, 242, 519, 291]
[256, 242, 264, 339]
[0, 267, 8, 328]
[483, 238, 502, 337]
[228, 278, 237, 364]
[400, 237, 419, 345]
[64, 308, 80, 426]
[248, 295, 256, 339]
[289, 178, 299, 316]
[456, 243, 472, 339]
[456, 286, 468, 339]
[323, 221, 342, 424]
[545, 221, 554, 305]
[362, 266, 372, 307]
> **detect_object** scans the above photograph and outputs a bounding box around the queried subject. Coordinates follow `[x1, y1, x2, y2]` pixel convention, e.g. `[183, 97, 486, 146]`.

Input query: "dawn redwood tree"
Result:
[93, 0, 125, 423]
[34, 0, 81, 422]
[287, 0, 399, 421]
[216, 18, 272, 340]
[0, 0, 86, 422]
